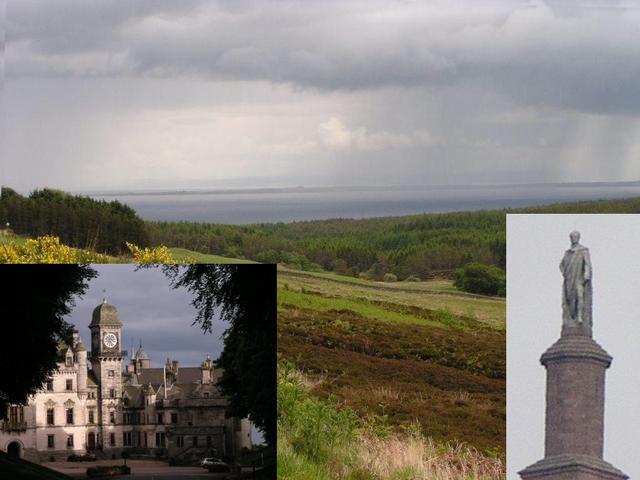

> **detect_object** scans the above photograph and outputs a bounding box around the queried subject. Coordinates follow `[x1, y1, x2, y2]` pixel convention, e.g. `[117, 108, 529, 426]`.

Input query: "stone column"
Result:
[519, 327, 627, 480]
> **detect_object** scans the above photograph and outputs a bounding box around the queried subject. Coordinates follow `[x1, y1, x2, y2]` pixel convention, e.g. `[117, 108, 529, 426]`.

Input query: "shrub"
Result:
[126, 243, 174, 264]
[404, 275, 421, 282]
[453, 263, 505, 296]
[0, 236, 112, 264]
[383, 273, 398, 282]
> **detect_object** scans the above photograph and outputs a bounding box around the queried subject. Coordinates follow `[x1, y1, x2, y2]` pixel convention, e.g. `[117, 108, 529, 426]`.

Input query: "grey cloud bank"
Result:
[3, 0, 640, 191]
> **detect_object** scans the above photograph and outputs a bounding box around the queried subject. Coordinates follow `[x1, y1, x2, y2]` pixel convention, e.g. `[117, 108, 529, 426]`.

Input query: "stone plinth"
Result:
[519, 330, 627, 480]
[520, 455, 627, 480]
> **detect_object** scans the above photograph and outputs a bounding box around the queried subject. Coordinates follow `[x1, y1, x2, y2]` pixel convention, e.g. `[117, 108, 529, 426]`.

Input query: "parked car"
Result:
[200, 457, 220, 468]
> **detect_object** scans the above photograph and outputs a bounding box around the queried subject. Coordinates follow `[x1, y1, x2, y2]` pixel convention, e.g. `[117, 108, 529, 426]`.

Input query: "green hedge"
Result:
[453, 262, 505, 296]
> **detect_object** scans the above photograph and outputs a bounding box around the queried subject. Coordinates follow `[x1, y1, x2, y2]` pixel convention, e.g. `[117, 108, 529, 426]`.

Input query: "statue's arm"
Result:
[583, 249, 592, 282]
[559, 253, 566, 274]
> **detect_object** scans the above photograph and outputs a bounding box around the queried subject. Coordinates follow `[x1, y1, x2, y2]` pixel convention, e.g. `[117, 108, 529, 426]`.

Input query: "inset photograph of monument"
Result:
[507, 215, 640, 480]
[0, 264, 275, 478]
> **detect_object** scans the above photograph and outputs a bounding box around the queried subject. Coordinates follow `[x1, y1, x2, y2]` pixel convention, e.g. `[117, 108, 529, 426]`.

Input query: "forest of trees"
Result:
[147, 211, 507, 280]
[0, 187, 149, 255]
[147, 196, 640, 280]
[6, 184, 640, 281]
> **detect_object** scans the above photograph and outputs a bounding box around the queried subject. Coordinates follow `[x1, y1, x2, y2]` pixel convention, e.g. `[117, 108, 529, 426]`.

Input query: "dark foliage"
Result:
[0, 265, 97, 418]
[0, 187, 149, 255]
[454, 263, 506, 296]
[162, 265, 276, 445]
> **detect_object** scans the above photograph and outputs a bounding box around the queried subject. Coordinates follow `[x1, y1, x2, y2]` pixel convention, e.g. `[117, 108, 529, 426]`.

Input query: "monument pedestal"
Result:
[519, 329, 627, 480]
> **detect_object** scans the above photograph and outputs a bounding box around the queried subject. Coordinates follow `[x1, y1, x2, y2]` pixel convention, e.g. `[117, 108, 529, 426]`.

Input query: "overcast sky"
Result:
[507, 215, 640, 480]
[67, 265, 226, 368]
[3, 0, 640, 192]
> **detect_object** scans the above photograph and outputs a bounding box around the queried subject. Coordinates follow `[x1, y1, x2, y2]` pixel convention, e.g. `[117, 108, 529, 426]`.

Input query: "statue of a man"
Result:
[559, 231, 592, 328]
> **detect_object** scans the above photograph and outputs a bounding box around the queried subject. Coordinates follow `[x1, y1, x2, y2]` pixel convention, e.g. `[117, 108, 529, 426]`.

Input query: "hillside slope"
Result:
[277, 270, 505, 457]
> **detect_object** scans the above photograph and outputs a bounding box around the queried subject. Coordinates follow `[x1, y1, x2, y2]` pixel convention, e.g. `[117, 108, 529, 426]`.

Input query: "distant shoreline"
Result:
[76, 180, 640, 198]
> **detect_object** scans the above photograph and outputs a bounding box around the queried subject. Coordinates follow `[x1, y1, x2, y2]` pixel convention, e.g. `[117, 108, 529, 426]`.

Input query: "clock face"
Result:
[103, 333, 118, 349]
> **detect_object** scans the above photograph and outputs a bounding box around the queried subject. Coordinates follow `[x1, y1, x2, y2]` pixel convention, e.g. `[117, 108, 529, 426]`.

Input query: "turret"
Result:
[77, 340, 88, 397]
[201, 355, 214, 384]
[143, 384, 156, 405]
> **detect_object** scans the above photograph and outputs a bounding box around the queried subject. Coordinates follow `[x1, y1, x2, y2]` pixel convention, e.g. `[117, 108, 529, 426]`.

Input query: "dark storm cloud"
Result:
[67, 265, 225, 368]
[7, 0, 640, 115]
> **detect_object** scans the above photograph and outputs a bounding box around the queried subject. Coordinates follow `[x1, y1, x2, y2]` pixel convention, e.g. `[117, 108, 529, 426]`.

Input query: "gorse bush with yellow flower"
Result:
[0, 234, 177, 264]
[0, 236, 111, 264]
[125, 242, 175, 264]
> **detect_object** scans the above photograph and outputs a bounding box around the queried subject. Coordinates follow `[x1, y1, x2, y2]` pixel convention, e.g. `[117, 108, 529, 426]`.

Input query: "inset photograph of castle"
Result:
[0, 264, 276, 478]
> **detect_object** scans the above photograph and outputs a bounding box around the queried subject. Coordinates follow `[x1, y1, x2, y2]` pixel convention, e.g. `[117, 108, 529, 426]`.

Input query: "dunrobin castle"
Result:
[0, 300, 251, 463]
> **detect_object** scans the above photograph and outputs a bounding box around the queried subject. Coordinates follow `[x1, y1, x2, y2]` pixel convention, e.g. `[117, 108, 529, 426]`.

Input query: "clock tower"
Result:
[89, 299, 125, 448]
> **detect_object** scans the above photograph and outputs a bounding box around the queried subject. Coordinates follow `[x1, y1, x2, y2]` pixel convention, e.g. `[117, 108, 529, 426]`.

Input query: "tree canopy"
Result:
[0, 187, 149, 255]
[0, 265, 96, 417]
[162, 264, 276, 445]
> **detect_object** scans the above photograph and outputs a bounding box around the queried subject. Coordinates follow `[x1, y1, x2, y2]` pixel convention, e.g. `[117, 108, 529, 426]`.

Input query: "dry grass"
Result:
[358, 431, 504, 480]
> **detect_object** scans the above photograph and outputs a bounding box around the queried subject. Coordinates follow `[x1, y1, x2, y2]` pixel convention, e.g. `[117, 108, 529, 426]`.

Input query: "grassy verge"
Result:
[0, 451, 72, 480]
[168, 247, 255, 263]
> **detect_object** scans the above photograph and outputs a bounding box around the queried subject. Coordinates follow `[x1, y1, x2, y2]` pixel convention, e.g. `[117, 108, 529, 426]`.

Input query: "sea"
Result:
[90, 183, 640, 224]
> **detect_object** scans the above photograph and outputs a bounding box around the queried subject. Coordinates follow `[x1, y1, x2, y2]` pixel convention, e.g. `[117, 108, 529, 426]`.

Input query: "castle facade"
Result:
[0, 300, 251, 463]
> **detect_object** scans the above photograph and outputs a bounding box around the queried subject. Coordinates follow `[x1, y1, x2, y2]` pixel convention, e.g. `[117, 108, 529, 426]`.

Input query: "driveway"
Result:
[47, 459, 226, 479]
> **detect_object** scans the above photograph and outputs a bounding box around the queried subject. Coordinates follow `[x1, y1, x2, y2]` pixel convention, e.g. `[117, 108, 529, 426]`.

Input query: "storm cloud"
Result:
[3, 0, 640, 191]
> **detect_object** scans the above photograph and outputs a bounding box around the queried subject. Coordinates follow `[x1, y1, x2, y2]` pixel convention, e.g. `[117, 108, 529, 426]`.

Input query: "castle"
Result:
[0, 300, 251, 463]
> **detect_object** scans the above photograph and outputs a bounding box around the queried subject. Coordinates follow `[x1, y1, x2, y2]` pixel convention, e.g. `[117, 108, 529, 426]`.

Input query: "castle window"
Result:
[171, 413, 178, 424]
[46, 380, 53, 391]
[109, 433, 115, 446]
[176, 436, 184, 448]
[109, 411, 115, 423]
[109, 388, 115, 398]
[203, 392, 210, 399]
[66, 379, 73, 391]
[88, 410, 95, 424]
[66, 355, 73, 367]
[157, 413, 163, 424]
[108, 370, 114, 377]
[47, 408, 54, 425]
[67, 435, 74, 448]
[206, 436, 212, 447]
[9, 405, 23, 424]
[47, 435, 55, 448]
[123, 432, 132, 447]
[66, 408, 74, 425]
[192, 436, 198, 446]
[155, 432, 166, 447]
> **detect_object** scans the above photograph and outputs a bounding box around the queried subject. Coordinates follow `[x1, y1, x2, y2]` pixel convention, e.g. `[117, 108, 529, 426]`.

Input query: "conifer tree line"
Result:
[147, 211, 507, 280]
[0, 187, 149, 255]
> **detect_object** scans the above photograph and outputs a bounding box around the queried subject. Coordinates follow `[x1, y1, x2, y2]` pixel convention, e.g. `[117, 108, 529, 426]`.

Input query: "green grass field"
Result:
[168, 247, 255, 263]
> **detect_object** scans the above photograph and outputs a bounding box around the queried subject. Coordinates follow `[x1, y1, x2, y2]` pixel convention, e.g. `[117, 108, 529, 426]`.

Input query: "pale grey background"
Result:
[507, 214, 640, 479]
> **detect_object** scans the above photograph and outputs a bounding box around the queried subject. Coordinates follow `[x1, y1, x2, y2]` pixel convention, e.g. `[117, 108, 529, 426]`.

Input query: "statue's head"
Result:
[569, 230, 581, 244]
